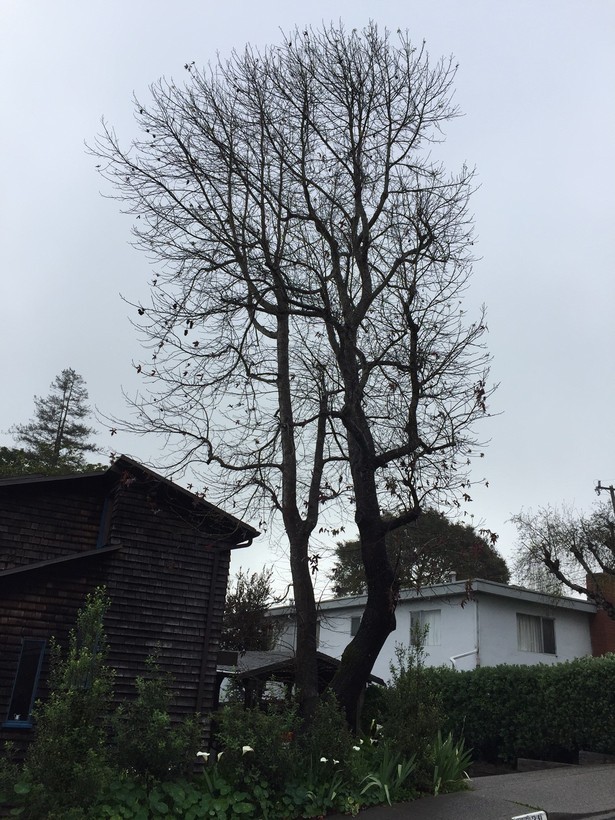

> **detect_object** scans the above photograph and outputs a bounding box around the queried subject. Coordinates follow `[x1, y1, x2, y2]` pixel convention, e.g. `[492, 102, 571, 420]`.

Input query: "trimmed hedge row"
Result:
[423, 655, 615, 763]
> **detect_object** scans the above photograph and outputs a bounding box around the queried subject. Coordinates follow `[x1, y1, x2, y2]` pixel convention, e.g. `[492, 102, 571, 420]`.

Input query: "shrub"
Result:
[214, 700, 300, 790]
[297, 692, 355, 771]
[0, 743, 19, 807]
[425, 655, 615, 763]
[378, 641, 444, 766]
[111, 654, 201, 781]
[12, 587, 116, 818]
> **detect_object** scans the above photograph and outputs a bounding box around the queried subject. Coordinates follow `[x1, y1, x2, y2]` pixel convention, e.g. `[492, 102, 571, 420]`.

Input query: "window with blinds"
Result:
[517, 613, 556, 654]
[410, 609, 441, 646]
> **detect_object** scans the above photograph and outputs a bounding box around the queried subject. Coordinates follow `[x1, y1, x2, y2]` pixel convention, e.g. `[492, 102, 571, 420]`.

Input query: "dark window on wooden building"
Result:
[3, 639, 46, 728]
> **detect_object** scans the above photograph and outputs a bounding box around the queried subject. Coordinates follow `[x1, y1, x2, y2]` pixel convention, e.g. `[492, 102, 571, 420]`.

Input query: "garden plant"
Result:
[0, 590, 472, 818]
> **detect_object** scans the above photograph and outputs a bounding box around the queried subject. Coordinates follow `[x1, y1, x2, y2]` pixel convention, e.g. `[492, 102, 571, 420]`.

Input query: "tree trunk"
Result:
[276, 307, 320, 723]
[330, 512, 398, 728]
[289, 535, 320, 725]
[329, 333, 399, 727]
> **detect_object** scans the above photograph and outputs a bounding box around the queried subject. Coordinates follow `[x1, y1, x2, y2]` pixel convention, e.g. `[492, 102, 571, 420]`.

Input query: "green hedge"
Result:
[423, 655, 615, 763]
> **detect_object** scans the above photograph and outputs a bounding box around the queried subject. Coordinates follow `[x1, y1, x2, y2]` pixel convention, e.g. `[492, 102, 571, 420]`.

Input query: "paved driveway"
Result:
[330, 764, 615, 820]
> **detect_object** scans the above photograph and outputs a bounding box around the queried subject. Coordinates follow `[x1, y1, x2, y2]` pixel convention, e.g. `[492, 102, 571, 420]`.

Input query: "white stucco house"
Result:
[268, 578, 598, 682]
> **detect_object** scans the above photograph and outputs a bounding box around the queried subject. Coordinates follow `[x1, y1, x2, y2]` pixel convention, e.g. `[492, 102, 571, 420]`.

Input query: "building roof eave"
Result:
[267, 578, 597, 617]
[0, 543, 122, 581]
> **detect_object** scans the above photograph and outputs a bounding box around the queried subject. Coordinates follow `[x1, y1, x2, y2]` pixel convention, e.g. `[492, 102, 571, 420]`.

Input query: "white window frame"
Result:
[410, 609, 441, 646]
[517, 613, 556, 655]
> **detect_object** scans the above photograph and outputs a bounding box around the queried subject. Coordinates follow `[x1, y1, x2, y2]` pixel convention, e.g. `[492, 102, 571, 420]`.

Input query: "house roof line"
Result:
[0, 454, 259, 547]
[109, 456, 259, 544]
[267, 578, 597, 617]
[0, 469, 106, 487]
[0, 543, 123, 580]
[217, 649, 385, 685]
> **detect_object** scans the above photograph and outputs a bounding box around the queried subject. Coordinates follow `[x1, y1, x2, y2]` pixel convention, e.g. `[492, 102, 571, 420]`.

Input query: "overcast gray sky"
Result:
[1, 0, 613, 592]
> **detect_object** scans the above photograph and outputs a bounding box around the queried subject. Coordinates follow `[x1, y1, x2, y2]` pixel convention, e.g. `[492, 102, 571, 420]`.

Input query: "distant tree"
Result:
[330, 509, 508, 596]
[0, 446, 37, 478]
[10, 368, 99, 474]
[220, 567, 279, 653]
[513, 502, 615, 617]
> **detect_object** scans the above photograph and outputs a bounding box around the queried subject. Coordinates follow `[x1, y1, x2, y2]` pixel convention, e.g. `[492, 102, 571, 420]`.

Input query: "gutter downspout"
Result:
[449, 649, 477, 670]
[196, 549, 222, 715]
[475, 593, 480, 667]
[449, 598, 480, 670]
[196, 536, 254, 714]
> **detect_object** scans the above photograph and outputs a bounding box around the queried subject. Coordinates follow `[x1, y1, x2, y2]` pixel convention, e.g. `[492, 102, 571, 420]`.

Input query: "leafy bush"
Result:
[1, 589, 204, 818]
[214, 701, 300, 790]
[11, 588, 116, 818]
[0, 743, 19, 807]
[296, 691, 355, 771]
[212, 696, 423, 816]
[378, 641, 444, 770]
[112, 654, 201, 781]
[424, 655, 615, 763]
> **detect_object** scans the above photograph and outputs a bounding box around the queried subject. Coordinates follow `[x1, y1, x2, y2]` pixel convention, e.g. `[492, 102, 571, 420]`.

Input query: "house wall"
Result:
[271, 588, 594, 682]
[0, 467, 236, 750]
[0, 477, 107, 749]
[273, 595, 479, 681]
[478, 594, 593, 667]
[104, 475, 232, 717]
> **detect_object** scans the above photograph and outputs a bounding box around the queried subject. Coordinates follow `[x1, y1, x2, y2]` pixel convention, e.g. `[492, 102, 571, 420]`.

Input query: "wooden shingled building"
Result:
[0, 455, 257, 749]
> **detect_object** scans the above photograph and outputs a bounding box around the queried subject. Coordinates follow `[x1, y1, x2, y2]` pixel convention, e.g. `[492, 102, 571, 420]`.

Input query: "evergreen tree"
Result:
[10, 368, 99, 474]
[220, 568, 278, 652]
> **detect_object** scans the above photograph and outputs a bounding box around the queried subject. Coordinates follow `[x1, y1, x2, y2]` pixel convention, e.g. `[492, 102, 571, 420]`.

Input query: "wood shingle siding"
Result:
[0, 456, 256, 749]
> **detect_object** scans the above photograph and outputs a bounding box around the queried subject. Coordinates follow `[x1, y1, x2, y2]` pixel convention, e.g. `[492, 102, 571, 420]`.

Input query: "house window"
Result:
[410, 610, 441, 646]
[3, 639, 46, 728]
[96, 495, 113, 548]
[350, 616, 361, 637]
[517, 613, 556, 654]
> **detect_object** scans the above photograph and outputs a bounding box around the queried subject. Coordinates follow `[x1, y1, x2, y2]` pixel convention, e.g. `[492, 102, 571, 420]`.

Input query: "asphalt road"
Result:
[330, 764, 615, 820]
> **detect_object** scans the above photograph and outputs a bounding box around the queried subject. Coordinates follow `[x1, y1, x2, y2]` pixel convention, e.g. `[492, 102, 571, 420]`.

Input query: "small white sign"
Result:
[511, 812, 547, 820]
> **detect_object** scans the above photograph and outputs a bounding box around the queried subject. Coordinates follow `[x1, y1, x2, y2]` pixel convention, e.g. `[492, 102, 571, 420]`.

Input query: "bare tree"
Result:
[92, 23, 492, 726]
[513, 503, 615, 617]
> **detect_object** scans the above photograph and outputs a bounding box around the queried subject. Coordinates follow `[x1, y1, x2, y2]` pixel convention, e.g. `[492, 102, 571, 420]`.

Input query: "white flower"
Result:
[352, 745, 361, 751]
[333, 759, 339, 765]
[320, 757, 328, 763]
[217, 751, 224, 761]
[242, 745, 254, 755]
[196, 751, 210, 761]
